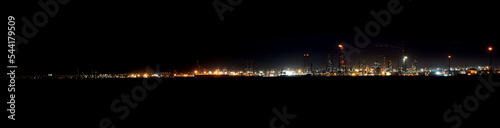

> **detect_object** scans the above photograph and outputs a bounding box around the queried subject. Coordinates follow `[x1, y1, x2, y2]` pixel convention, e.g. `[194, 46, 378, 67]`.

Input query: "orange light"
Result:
[448, 55, 451, 59]
[338, 44, 343, 48]
[489, 47, 493, 51]
[194, 70, 198, 74]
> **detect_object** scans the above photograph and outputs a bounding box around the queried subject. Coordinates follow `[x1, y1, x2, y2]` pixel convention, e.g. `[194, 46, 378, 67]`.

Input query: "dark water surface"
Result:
[11, 76, 500, 128]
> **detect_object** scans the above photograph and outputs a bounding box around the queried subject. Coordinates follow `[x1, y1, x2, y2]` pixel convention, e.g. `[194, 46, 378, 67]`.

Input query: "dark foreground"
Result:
[8, 75, 500, 128]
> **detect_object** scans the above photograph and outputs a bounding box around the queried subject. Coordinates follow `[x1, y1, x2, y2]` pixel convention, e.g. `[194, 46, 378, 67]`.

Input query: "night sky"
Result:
[7, 0, 499, 74]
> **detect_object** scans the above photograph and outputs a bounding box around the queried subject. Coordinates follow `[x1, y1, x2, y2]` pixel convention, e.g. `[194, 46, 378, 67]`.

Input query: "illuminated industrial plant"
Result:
[8, 44, 498, 80]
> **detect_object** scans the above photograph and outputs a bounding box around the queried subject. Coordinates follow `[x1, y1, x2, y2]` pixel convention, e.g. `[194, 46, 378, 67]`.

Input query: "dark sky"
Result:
[7, 0, 499, 74]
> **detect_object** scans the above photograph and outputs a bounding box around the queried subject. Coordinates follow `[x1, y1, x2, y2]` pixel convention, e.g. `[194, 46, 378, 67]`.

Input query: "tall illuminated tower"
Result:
[339, 44, 344, 75]
[304, 53, 309, 74]
[327, 53, 333, 73]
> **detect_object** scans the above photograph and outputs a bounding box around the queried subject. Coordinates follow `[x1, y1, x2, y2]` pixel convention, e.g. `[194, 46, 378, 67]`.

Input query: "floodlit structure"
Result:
[339, 44, 345, 75]
[489, 46, 493, 73]
[326, 53, 333, 73]
[304, 53, 310, 74]
[403, 56, 408, 72]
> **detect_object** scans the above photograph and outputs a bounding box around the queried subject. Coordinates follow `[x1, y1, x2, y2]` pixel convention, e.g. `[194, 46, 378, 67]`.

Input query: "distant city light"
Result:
[20, 44, 500, 79]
